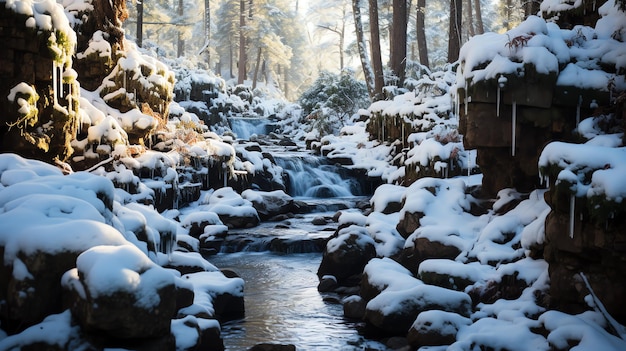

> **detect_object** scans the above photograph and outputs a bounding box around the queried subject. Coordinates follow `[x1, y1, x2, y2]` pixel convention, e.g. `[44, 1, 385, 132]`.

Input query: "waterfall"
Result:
[275, 155, 360, 198]
[228, 117, 274, 139]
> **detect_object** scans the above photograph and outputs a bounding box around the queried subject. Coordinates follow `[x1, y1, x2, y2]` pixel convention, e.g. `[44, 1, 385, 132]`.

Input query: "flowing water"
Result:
[211, 121, 388, 350]
[209, 252, 388, 351]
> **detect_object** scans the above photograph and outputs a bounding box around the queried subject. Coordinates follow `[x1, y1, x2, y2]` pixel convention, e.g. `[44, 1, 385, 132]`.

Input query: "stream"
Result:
[208, 118, 390, 350]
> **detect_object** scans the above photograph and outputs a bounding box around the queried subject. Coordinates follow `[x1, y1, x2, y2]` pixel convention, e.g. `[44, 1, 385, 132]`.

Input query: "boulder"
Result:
[407, 310, 471, 348]
[360, 257, 421, 302]
[418, 259, 494, 291]
[62, 245, 178, 339]
[178, 271, 245, 322]
[205, 188, 260, 229]
[317, 230, 377, 286]
[364, 285, 472, 335]
[342, 295, 366, 319]
[171, 316, 224, 351]
[242, 189, 295, 221]
[0, 216, 128, 333]
[397, 235, 464, 275]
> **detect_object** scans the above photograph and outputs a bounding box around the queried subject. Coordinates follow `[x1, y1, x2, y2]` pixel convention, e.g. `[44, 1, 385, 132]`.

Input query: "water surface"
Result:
[209, 252, 389, 351]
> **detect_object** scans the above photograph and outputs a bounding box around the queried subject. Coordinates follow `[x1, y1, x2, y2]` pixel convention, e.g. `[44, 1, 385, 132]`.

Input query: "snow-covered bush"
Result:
[298, 69, 370, 136]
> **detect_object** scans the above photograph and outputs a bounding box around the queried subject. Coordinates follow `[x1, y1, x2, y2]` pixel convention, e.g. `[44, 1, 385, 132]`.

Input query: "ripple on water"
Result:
[209, 252, 389, 351]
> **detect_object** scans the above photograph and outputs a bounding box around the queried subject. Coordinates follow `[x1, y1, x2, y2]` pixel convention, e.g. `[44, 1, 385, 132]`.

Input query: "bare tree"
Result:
[474, 0, 484, 34]
[390, 0, 408, 86]
[369, 0, 384, 99]
[467, 0, 475, 37]
[177, 0, 184, 57]
[447, 0, 462, 62]
[136, 0, 143, 47]
[416, 0, 429, 68]
[352, 0, 375, 99]
[237, 0, 246, 84]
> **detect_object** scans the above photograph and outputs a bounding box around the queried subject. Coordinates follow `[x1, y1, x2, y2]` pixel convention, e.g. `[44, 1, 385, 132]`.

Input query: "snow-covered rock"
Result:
[62, 245, 177, 339]
[317, 229, 377, 286]
[364, 284, 472, 334]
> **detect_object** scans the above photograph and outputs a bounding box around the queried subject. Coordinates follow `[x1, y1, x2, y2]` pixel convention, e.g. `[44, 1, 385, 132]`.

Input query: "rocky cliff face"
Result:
[457, 3, 626, 326]
[0, 3, 79, 164]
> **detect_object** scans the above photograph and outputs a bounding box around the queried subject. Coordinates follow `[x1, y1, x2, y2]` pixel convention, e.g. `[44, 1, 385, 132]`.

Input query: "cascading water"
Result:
[228, 117, 273, 139]
[275, 155, 361, 198]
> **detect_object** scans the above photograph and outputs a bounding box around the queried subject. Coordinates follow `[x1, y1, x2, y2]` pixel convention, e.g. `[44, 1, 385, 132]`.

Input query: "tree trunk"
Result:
[447, 0, 462, 62]
[238, 0, 246, 84]
[369, 0, 384, 100]
[177, 0, 184, 57]
[252, 47, 262, 89]
[467, 0, 475, 37]
[416, 0, 429, 68]
[204, 0, 211, 65]
[474, 0, 484, 34]
[136, 0, 143, 47]
[352, 0, 375, 99]
[390, 0, 407, 87]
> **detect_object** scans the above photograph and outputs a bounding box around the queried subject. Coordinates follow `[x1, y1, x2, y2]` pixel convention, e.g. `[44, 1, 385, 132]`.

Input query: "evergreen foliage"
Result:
[298, 69, 369, 135]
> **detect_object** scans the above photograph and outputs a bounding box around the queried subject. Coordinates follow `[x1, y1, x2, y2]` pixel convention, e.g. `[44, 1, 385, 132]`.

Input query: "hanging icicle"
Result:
[496, 87, 501, 117]
[464, 81, 469, 116]
[569, 194, 575, 238]
[511, 101, 517, 157]
[52, 61, 58, 106]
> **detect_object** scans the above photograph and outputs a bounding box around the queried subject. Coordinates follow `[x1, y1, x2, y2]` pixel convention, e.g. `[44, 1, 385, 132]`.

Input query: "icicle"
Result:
[382, 117, 385, 141]
[464, 81, 469, 116]
[123, 70, 127, 91]
[52, 61, 58, 105]
[402, 122, 405, 148]
[496, 87, 501, 117]
[511, 101, 517, 157]
[467, 150, 471, 177]
[576, 95, 582, 128]
[569, 194, 575, 238]
[223, 169, 227, 187]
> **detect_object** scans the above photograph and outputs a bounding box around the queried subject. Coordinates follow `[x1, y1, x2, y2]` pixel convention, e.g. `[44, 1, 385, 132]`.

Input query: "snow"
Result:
[539, 142, 626, 201]
[457, 12, 626, 99]
[72, 244, 175, 308]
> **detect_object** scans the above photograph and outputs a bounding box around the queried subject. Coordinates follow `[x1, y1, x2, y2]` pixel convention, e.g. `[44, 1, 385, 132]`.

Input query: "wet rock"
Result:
[311, 216, 329, 225]
[248, 344, 296, 351]
[317, 231, 377, 286]
[343, 295, 366, 319]
[317, 275, 338, 292]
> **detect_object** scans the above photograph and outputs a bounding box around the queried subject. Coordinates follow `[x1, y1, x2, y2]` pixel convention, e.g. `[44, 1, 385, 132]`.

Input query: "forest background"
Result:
[123, 0, 532, 102]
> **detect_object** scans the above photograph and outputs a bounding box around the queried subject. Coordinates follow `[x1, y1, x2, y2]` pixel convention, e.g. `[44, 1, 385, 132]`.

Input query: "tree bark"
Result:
[238, 0, 246, 84]
[369, 0, 384, 99]
[352, 0, 375, 99]
[136, 0, 143, 47]
[447, 0, 462, 62]
[474, 0, 484, 34]
[390, 0, 407, 87]
[204, 0, 211, 65]
[177, 0, 184, 57]
[252, 47, 262, 89]
[467, 0, 475, 37]
[416, 0, 429, 68]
